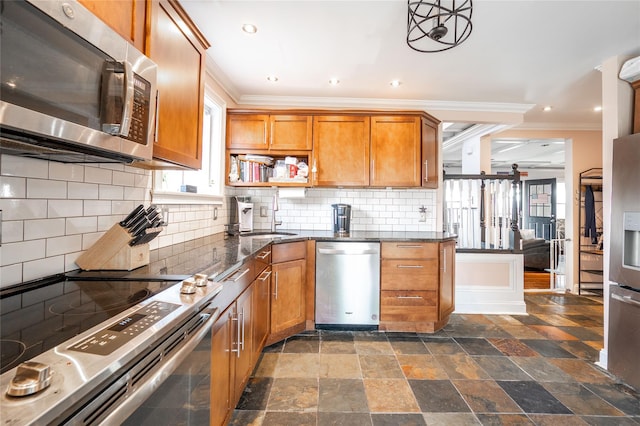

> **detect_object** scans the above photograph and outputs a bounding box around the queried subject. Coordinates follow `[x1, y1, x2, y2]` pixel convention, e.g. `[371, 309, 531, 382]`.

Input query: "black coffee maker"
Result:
[332, 204, 352, 234]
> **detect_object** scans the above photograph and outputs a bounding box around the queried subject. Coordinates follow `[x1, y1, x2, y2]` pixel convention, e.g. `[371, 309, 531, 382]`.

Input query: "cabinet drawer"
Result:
[381, 259, 438, 291]
[272, 241, 306, 263]
[224, 262, 254, 287]
[255, 246, 272, 272]
[380, 290, 438, 322]
[381, 242, 438, 259]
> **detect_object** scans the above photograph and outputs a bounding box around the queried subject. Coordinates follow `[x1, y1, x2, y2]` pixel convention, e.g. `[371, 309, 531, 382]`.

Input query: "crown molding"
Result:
[234, 95, 535, 115]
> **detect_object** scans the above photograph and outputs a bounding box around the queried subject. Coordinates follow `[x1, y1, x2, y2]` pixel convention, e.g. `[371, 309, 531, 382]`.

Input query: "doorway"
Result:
[523, 178, 557, 240]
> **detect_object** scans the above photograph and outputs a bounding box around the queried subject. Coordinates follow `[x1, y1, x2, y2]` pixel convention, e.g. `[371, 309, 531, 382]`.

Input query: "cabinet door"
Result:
[210, 306, 234, 426]
[234, 287, 253, 403]
[270, 115, 313, 150]
[312, 116, 370, 186]
[370, 116, 422, 187]
[78, 0, 146, 52]
[148, 0, 208, 169]
[421, 118, 439, 188]
[271, 259, 306, 333]
[227, 114, 269, 150]
[439, 241, 456, 320]
[252, 267, 272, 364]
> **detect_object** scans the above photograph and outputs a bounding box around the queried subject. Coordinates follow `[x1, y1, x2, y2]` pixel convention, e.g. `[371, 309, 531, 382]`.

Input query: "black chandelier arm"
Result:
[407, 0, 473, 53]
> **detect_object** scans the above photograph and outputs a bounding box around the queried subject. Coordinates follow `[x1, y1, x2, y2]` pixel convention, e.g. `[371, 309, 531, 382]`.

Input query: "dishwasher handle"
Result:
[318, 248, 379, 255]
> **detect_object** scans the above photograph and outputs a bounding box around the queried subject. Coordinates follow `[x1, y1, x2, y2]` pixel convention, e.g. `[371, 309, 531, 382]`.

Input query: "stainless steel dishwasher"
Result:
[315, 241, 380, 327]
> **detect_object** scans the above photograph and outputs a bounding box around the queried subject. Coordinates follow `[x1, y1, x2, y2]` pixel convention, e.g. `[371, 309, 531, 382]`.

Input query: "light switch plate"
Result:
[260, 206, 268, 217]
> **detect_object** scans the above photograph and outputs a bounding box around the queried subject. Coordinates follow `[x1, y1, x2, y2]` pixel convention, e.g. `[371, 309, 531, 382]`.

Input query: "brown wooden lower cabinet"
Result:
[379, 241, 455, 332]
[270, 259, 306, 334]
[210, 305, 233, 426]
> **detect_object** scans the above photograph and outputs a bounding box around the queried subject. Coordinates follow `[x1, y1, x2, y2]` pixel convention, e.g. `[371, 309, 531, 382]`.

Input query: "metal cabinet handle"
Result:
[231, 312, 240, 356]
[397, 295, 423, 299]
[397, 265, 423, 269]
[274, 271, 279, 300]
[231, 268, 250, 282]
[424, 160, 428, 182]
[397, 244, 423, 248]
[441, 249, 447, 273]
[612, 293, 640, 307]
[240, 307, 245, 351]
[257, 250, 271, 259]
[258, 270, 272, 281]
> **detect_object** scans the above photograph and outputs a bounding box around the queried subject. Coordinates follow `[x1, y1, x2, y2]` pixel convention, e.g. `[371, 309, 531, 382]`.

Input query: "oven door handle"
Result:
[612, 292, 640, 308]
[97, 306, 220, 425]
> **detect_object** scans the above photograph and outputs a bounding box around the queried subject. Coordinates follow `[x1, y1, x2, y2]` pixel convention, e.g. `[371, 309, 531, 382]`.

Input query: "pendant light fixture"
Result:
[407, 0, 473, 53]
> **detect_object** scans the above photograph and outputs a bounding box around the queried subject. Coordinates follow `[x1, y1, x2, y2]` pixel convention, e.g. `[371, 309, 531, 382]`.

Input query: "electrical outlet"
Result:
[260, 206, 268, 217]
[213, 207, 218, 220]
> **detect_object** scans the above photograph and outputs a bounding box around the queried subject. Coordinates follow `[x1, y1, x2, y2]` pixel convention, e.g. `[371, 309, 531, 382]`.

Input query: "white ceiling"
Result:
[181, 0, 640, 169]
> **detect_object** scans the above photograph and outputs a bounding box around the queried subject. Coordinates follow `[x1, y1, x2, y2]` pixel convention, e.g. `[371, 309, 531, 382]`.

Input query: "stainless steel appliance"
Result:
[332, 203, 352, 235]
[238, 200, 255, 233]
[315, 241, 380, 327]
[227, 196, 252, 235]
[0, 275, 222, 425]
[609, 132, 640, 390]
[0, 0, 157, 163]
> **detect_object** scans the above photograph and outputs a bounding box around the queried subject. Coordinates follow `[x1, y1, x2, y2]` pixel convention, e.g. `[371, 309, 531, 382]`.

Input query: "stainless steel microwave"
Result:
[0, 0, 157, 163]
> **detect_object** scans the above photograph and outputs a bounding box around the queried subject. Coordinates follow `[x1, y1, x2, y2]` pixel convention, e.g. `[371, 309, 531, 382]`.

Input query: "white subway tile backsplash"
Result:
[113, 171, 135, 187]
[85, 167, 112, 184]
[27, 179, 67, 199]
[48, 200, 83, 218]
[1, 263, 22, 287]
[1, 155, 49, 178]
[68, 182, 99, 200]
[111, 200, 136, 216]
[83, 200, 112, 217]
[81, 232, 104, 250]
[1, 239, 45, 266]
[0, 199, 48, 220]
[66, 216, 98, 235]
[49, 162, 84, 182]
[24, 218, 66, 240]
[0, 176, 26, 198]
[98, 185, 124, 200]
[123, 186, 146, 201]
[2, 221, 23, 243]
[22, 255, 64, 282]
[46, 235, 82, 257]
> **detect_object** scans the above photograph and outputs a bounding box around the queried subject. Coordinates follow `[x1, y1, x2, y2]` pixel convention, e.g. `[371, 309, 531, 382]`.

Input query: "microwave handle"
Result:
[118, 61, 135, 137]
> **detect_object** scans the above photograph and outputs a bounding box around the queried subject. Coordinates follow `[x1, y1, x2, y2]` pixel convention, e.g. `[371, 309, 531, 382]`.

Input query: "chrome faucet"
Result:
[271, 192, 282, 232]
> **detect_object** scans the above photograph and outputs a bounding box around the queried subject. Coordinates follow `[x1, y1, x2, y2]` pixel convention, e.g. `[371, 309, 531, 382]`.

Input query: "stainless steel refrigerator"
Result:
[609, 132, 640, 391]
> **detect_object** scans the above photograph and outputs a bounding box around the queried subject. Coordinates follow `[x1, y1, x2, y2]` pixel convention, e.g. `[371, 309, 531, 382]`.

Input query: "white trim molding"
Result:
[151, 190, 224, 205]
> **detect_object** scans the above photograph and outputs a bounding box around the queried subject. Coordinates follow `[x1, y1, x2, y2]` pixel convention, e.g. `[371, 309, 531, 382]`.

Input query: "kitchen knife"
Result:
[120, 204, 145, 228]
[129, 217, 152, 238]
[129, 227, 164, 246]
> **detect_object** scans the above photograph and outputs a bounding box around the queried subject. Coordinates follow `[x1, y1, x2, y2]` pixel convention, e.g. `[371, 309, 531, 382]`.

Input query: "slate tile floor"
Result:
[230, 293, 640, 425]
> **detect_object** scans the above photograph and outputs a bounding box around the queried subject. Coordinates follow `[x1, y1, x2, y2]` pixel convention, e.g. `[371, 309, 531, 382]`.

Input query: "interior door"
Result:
[524, 178, 556, 240]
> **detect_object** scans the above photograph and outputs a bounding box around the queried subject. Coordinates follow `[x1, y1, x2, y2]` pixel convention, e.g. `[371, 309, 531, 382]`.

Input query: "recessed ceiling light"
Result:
[328, 78, 340, 85]
[266, 75, 278, 82]
[242, 24, 257, 34]
[543, 106, 552, 112]
[594, 106, 602, 112]
[390, 80, 401, 87]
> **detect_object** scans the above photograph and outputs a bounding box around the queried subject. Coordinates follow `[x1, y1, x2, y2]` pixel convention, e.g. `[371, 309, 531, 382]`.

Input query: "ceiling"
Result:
[181, 0, 640, 169]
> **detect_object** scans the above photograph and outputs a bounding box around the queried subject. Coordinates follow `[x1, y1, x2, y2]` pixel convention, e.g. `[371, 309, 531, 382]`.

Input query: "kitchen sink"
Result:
[239, 231, 297, 238]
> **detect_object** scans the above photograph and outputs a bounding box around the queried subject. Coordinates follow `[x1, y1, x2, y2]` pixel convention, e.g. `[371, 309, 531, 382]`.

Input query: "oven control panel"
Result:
[68, 301, 179, 356]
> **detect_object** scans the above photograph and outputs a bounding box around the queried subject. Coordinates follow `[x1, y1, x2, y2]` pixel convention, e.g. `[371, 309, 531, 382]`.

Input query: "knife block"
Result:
[76, 224, 150, 271]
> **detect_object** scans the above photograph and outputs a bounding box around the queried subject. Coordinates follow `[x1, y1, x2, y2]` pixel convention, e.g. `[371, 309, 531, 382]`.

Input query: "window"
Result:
[152, 92, 225, 203]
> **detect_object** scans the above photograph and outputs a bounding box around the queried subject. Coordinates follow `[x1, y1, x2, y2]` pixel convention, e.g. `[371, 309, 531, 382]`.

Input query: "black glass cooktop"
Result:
[0, 277, 182, 374]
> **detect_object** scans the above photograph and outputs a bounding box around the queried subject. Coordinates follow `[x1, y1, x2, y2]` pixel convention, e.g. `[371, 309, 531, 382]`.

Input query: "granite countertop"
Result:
[93, 229, 456, 283]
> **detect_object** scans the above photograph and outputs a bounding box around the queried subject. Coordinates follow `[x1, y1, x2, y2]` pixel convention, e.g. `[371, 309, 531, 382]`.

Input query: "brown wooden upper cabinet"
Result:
[147, 0, 209, 169]
[78, 0, 147, 52]
[312, 115, 371, 187]
[421, 117, 439, 189]
[370, 116, 422, 187]
[226, 113, 313, 151]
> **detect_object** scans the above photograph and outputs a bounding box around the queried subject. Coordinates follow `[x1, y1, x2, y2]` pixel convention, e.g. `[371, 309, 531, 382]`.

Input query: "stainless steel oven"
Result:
[0, 0, 157, 163]
[0, 275, 222, 425]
